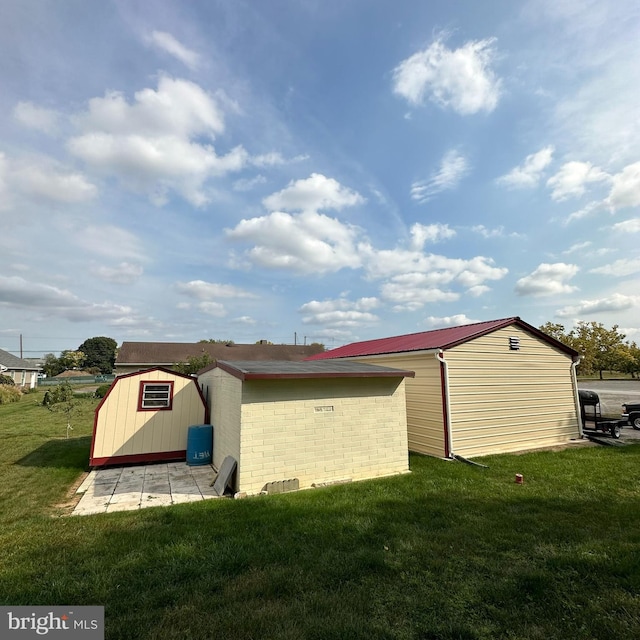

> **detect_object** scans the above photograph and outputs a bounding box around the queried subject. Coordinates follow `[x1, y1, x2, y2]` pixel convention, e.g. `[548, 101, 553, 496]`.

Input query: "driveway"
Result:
[578, 380, 640, 442]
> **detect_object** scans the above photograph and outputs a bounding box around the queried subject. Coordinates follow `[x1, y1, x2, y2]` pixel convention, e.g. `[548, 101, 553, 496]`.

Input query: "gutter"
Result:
[436, 350, 454, 458]
[571, 356, 583, 437]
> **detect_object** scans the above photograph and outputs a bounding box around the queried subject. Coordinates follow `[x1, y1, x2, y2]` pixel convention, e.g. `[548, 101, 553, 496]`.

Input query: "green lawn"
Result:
[2, 391, 640, 639]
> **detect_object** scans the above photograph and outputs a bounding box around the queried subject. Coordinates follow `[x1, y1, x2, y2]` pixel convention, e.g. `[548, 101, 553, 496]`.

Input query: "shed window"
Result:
[138, 381, 174, 411]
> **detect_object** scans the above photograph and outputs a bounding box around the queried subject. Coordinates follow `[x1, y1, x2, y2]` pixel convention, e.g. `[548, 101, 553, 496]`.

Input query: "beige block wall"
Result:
[93, 370, 205, 459]
[199, 368, 242, 471]
[445, 325, 580, 457]
[348, 353, 445, 457]
[236, 377, 409, 495]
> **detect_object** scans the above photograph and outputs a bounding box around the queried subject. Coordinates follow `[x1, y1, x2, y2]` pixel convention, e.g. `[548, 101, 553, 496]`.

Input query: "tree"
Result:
[198, 338, 234, 344]
[43, 381, 78, 438]
[42, 353, 65, 378]
[173, 354, 214, 376]
[571, 321, 626, 379]
[58, 350, 86, 371]
[77, 337, 117, 374]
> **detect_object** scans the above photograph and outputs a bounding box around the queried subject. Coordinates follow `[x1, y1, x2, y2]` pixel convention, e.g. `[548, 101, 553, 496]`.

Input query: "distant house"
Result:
[0, 348, 41, 389]
[115, 341, 325, 376]
[307, 317, 582, 459]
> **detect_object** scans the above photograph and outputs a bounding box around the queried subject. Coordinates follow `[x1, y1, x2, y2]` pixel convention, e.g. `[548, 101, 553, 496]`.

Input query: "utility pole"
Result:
[20, 334, 23, 359]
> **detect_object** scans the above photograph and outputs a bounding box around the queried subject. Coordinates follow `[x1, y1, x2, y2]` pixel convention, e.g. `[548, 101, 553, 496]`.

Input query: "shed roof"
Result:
[306, 317, 579, 360]
[0, 348, 41, 371]
[208, 360, 415, 381]
[116, 341, 324, 366]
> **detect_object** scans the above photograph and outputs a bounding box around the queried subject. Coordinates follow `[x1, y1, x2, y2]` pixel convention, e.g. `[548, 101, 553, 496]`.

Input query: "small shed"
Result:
[198, 360, 414, 495]
[91, 367, 208, 467]
[307, 317, 582, 459]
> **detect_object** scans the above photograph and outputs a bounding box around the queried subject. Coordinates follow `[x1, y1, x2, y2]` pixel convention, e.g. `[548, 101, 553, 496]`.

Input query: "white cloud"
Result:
[262, 173, 364, 213]
[233, 175, 267, 192]
[409, 223, 456, 250]
[68, 77, 249, 205]
[467, 285, 491, 297]
[563, 241, 592, 254]
[556, 294, 638, 318]
[226, 210, 362, 274]
[175, 280, 256, 300]
[612, 218, 640, 233]
[13, 102, 59, 134]
[424, 314, 479, 328]
[496, 146, 554, 189]
[515, 262, 579, 296]
[411, 150, 469, 203]
[547, 161, 609, 201]
[299, 297, 379, 328]
[606, 162, 640, 211]
[0, 154, 96, 206]
[590, 258, 640, 277]
[392, 34, 502, 115]
[0, 275, 134, 323]
[73, 225, 144, 261]
[92, 262, 143, 285]
[197, 301, 227, 317]
[147, 31, 200, 70]
[12, 159, 97, 203]
[381, 278, 459, 311]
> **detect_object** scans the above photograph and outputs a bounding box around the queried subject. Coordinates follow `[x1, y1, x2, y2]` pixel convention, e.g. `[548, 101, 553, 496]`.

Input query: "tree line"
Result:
[540, 321, 640, 379]
[42, 337, 117, 377]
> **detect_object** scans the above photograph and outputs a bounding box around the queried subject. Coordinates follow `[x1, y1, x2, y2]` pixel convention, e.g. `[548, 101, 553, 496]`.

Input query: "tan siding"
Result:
[93, 371, 206, 460]
[446, 325, 579, 456]
[345, 354, 445, 457]
[237, 377, 409, 495]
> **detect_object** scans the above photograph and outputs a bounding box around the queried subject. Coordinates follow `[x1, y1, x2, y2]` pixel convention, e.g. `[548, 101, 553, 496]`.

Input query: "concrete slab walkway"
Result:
[73, 462, 219, 516]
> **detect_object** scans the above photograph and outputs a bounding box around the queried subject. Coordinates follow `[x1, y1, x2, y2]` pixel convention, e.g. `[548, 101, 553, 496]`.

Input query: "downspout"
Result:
[436, 350, 453, 458]
[571, 356, 583, 437]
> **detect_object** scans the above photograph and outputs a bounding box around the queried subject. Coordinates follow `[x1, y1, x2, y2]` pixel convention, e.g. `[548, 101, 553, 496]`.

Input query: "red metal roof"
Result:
[306, 317, 579, 360]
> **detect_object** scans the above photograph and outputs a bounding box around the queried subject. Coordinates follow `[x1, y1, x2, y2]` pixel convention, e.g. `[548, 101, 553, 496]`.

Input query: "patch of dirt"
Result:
[51, 471, 90, 517]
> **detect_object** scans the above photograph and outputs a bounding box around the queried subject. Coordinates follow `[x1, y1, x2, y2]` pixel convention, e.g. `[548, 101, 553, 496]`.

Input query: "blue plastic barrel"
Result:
[186, 424, 213, 466]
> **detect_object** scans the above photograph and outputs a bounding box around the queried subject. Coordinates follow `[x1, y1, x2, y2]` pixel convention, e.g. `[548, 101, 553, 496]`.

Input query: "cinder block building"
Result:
[198, 360, 414, 495]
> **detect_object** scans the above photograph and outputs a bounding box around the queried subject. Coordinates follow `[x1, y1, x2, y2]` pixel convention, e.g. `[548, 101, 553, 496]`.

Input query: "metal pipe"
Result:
[436, 350, 454, 458]
[571, 356, 583, 437]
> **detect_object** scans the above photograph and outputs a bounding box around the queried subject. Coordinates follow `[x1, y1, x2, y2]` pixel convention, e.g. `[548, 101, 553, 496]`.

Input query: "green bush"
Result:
[0, 384, 21, 404]
[95, 384, 111, 399]
[0, 374, 15, 386]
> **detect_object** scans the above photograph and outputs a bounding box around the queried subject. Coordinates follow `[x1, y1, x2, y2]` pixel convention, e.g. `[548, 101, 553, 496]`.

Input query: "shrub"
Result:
[95, 384, 111, 399]
[0, 374, 15, 386]
[0, 384, 22, 404]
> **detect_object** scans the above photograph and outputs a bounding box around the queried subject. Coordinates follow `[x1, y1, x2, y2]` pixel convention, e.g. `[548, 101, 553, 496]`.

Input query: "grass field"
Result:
[2, 390, 640, 639]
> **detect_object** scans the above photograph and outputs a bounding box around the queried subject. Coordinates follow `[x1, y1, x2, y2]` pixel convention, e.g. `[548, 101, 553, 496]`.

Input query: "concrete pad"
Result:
[71, 462, 218, 515]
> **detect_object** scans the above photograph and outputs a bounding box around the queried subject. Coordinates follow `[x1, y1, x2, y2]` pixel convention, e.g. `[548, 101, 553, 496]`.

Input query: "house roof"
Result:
[207, 360, 415, 381]
[115, 341, 325, 366]
[306, 317, 579, 360]
[0, 348, 41, 371]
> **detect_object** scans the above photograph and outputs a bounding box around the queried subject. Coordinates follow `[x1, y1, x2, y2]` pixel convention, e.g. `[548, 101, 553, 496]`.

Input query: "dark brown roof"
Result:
[306, 317, 579, 360]
[209, 360, 415, 381]
[116, 341, 325, 366]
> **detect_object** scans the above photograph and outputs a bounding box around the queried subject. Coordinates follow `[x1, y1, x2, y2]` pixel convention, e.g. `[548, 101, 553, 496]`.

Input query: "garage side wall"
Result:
[92, 370, 206, 464]
[348, 354, 445, 457]
[445, 325, 579, 457]
[238, 377, 409, 495]
[199, 369, 242, 473]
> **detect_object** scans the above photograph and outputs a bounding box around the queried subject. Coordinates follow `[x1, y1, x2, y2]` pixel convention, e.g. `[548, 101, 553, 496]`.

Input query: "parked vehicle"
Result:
[622, 403, 640, 430]
[578, 389, 625, 439]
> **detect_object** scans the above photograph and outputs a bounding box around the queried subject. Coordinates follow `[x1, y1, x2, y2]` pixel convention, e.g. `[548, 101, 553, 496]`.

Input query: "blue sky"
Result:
[1, 0, 639, 356]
